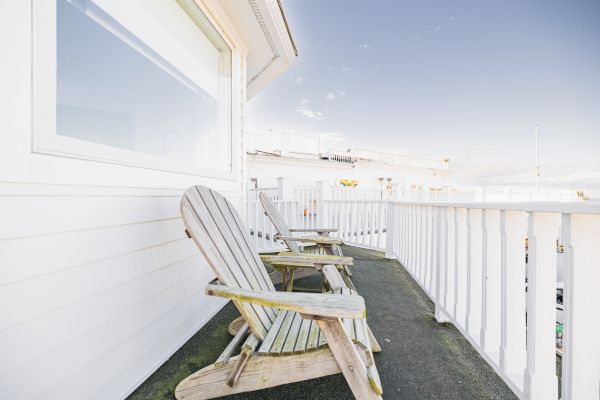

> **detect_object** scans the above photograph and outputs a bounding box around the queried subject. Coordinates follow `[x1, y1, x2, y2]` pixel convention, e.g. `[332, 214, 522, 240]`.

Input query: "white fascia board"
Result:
[219, 0, 297, 99]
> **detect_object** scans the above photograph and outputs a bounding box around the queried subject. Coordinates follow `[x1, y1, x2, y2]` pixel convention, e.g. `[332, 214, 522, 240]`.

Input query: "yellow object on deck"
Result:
[339, 179, 359, 187]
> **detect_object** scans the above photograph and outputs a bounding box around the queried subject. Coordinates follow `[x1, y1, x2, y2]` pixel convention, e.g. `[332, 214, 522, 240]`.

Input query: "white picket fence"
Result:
[331, 187, 397, 201]
[244, 179, 599, 398]
[245, 199, 299, 251]
[247, 186, 280, 201]
[323, 200, 388, 249]
[384, 201, 600, 400]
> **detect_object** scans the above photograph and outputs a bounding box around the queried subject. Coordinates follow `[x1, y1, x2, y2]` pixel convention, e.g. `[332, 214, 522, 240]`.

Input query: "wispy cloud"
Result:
[295, 99, 325, 120]
[291, 75, 308, 85]
[326, 90, 347, 101]
[296, 108, 325, 120]
[358, 43, 371, 50]
[434, 15, 458, 32]
[328, 66, 356, 73]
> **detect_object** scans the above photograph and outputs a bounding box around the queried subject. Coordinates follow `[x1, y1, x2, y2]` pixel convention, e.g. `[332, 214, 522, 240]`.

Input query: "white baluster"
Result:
[428, 205, 436, 294]
[467, 208, 483, 340]
[415, 205, 422, 280]
[415, 204, 420, 275]
[435, 206, 452, 322]
[481, 209, 502, 364]
[385, 202, 396, 259]
[445, 207, 456, 313]
[361, 201, 366, 245]
[404, 205, 409, 269]
[524, 212, 559, 400]
[253, 201, 259, 250]
[499, 210, 527, 387]
[455, 207, 466, 325]
[561, 213, 600, 400]
[379, 202, 385, 249]
[369, 202, 375, 247]
[422, 204, 428, 283]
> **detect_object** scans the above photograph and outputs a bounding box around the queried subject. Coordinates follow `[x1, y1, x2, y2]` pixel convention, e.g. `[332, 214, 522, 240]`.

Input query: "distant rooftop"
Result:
[247, 131, 450, 171]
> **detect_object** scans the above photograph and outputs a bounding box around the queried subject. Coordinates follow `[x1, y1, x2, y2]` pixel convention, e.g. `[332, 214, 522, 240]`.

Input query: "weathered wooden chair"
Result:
[176, 185, 383, 400]
[259, 191, 355, 289]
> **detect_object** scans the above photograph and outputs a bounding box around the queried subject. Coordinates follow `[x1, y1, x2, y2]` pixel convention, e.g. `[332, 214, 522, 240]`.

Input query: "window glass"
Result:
[56, 0, 232, 172]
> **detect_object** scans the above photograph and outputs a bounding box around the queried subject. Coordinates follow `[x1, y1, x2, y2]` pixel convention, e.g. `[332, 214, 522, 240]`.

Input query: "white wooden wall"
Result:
[0, 2, 246, 399]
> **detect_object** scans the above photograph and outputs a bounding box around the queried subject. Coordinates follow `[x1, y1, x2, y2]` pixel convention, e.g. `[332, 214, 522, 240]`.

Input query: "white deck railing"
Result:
[323, 200, 388, 249]
[247, 186, 281, 202]
[384, 201, 600, 400]
[246, 200, 299, 252]
[245, 178, 598, 397]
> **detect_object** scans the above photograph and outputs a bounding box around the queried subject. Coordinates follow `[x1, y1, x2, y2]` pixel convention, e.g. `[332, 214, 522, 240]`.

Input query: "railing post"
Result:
[561, 213, 600, 400]
[385, 202, 396, 259]
[524, 212, 559, 400]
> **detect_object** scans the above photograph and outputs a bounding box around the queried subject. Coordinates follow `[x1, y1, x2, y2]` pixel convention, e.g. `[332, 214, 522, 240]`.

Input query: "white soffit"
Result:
[219, 0, 297, 98]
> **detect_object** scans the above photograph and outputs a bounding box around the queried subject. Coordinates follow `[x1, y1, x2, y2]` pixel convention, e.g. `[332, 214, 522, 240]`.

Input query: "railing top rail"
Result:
[246, 199, 298, 204]
[248, 187, 278, 191]
[325, 199, 389, 203]
[391, 200, 600, 215]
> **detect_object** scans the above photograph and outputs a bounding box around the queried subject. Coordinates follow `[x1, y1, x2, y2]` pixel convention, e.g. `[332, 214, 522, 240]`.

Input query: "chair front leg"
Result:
[315, 317, 382, 399]
[285, 268, 295, 292]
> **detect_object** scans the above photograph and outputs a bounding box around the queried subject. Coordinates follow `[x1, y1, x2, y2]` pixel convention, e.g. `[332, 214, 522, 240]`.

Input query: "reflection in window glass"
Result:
[57, 0, 232, 172]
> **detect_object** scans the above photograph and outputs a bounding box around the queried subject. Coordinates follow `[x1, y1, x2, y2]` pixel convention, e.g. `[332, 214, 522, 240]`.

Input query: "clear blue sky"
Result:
[247, 0, 600, 166]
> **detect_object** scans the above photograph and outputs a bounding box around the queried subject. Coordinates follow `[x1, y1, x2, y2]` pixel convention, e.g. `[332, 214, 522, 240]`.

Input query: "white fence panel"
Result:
[245, 200, 299, 252]
[324, 200, 387, 249]
[385, 201, 600, 400]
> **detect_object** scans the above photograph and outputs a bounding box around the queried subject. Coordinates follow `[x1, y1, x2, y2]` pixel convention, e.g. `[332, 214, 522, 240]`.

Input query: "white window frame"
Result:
[31, 0, 242, 181]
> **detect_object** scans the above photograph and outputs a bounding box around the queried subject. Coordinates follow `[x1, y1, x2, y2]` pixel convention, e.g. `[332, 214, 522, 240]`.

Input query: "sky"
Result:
[247, 0, 600, 191]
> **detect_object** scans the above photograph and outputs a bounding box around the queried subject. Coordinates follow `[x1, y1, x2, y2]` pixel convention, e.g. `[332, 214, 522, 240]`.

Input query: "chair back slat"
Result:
[259, 192, 301, 253]
[181, 186, 276, 340]
[210, 189, 276, 293]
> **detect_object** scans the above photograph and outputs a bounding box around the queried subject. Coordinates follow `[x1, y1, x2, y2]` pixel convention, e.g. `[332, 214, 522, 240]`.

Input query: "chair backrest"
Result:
[181, 185, 277, 340]
[259, 191, 302, 253]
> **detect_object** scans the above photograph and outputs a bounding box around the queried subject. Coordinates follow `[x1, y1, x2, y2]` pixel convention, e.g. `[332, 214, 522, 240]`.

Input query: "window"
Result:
[35, 0, 234, 177]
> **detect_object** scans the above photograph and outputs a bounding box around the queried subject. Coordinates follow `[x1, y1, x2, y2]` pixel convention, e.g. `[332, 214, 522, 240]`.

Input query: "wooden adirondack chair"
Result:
[259, 191, 354, 289]
[176, 185, 383, 400]
[259, 191, 345, 256]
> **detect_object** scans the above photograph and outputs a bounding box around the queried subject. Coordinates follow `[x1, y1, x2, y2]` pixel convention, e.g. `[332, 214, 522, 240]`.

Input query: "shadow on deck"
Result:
[128, 245, 518, 400]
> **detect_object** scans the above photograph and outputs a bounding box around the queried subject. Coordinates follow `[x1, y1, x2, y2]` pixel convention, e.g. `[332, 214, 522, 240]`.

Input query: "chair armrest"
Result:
[268, 254, 353, 266]
[206, 284, 364, 319]
[275, 235, 342, 245]
[289, 228, 338, 234]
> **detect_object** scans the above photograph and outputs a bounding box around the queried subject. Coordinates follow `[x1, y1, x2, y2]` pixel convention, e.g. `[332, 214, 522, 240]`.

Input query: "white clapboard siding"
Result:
[0, 267, 224, 399]
[0, 195, 182, 239]
[88, 296, 226, 400]
[0, 216, 187, 285]
[0, 243, 201, 373]
[0, 185, 240, 400]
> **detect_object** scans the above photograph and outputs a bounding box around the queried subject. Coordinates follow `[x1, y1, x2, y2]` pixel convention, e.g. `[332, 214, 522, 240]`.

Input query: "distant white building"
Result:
[246, 130, 452, 191]
[0, 1, 295, 399]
